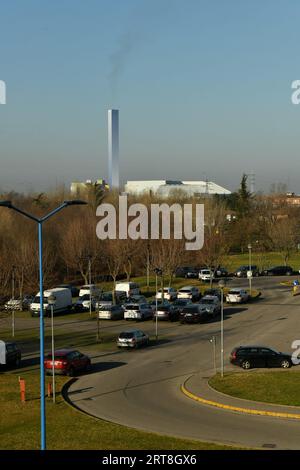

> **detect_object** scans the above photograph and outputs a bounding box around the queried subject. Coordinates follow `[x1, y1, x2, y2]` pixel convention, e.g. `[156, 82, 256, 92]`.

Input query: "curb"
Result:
[181, 377, 300, 421]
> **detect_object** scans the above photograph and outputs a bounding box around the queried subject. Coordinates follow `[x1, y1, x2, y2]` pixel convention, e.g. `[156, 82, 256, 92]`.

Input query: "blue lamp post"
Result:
[0, 199, 87, 450]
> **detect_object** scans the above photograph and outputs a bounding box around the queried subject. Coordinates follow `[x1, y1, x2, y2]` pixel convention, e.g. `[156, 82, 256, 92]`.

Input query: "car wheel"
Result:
[286, 272, 292, 276]
[15, 358, 21, 368]
[68, 367, 75, 377]
[242, 360, 251, 370]
[280, 359, 291, 368]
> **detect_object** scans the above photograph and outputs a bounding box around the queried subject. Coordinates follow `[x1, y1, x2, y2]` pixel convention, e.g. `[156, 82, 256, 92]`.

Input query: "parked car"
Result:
[79, 284, 102, 298]
[153, 304, 180, 322]
[263, 266, 294, 276]
[96, 291, 127, 309]
[31, 288, 73, 317]
[199, 295, 221, 317]
[98, 304, 124, 320]
[57, 284, 80, 298]
[199, 269, 215, 282]
[215, 267, 228, 278]
[226, 288, 249, 303]
[123, 294, 147, 306]
[5, 295, 34, 311]
[177, 286, 200, 302]
[149, 299, 170, 311]
[115, 282, 140, 298]
[155, 287, 177, 301]
[185, 268, 201, 279]
[117, 329, 150, 348]
[234, 265, 260, 278]
[230, 345, 292, 369]
[175, 266, 194, 278]
[74, 294, 96, 312]
[124, 303, 153, 321]
[180, 305, 209, 324]
[44, 349, 91, 376]
[171, 298, 193, 313]
[0, 340, 21, 368]
[203, 288, 222, 300]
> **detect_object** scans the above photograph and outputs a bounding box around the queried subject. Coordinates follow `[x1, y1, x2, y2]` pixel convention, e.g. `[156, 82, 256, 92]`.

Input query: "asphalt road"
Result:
[67, 276, 300, 449]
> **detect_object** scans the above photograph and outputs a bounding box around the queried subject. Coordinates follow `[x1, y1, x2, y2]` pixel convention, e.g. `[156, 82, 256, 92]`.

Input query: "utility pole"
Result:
[12, 265, 16, 338]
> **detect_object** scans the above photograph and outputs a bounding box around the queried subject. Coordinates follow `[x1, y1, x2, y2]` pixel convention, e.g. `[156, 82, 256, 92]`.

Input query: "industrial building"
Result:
[124, 180, 231, 197]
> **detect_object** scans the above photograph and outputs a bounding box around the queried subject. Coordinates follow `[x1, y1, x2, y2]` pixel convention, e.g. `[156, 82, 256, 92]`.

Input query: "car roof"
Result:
[202, 295, 218, 300]
[236, 345, 272, 349]
[120, 329, 143, 334]
[51, 349, 76, 356]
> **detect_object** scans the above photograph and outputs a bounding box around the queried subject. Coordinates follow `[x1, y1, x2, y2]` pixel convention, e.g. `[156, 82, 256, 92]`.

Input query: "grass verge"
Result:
[0, 369, 234, 450]
[209, 371, 300, 407]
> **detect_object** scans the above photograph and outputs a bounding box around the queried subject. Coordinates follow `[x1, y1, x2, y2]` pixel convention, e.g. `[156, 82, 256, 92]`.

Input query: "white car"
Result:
[177, 286, 200, 302]
[124, 303, 153, 321]
[155, 287, 177, 301]
[199, 269, 214, 282]
[226, 289, 249, 304]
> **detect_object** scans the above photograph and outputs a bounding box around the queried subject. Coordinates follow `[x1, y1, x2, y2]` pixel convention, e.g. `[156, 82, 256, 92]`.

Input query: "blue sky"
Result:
[1, 0, 300, 193]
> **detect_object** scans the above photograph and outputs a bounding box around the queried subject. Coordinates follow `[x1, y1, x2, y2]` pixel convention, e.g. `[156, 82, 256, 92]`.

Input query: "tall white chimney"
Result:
[108, 109, 119, 189]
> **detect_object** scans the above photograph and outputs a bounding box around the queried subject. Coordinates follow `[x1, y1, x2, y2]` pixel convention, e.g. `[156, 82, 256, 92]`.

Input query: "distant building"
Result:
[70, 179, 109, 197]
[124, 180, 231, 197]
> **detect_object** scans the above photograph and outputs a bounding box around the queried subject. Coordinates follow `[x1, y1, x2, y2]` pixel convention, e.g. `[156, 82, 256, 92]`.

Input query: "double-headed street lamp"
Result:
[48, 294, 56, 404]
[0, 199, 87, 450]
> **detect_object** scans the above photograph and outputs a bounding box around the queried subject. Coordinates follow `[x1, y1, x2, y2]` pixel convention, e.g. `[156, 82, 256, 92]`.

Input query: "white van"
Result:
[30, 288, 72, 317]
[79, 284, 102, 298]
[115, 282, 140, 298]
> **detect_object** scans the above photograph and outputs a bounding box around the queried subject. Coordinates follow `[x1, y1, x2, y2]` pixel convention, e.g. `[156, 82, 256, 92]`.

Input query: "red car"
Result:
[44, 349, 91, 376]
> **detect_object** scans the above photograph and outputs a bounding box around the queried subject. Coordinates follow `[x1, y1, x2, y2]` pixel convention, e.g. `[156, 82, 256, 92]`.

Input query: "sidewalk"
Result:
[182, 373, 300, 420]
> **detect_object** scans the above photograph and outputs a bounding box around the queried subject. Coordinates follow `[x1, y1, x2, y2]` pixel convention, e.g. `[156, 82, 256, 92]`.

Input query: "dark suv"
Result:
[0, 341, 21, 368]
[234, 265, 260, 278]
[230, 346, 292, 369]
[263, 266, 294, 276]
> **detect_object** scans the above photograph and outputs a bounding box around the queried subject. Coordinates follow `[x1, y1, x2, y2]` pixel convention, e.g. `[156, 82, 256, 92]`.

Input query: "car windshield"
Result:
[182, 307, 198, 313]
[125, 305, 139, 310]
[179, 289, 191, 293]
[99, 305, 113, 311]
[157, 306, 170, 311]
[174, 300, 187, 305]
[33, 296, 48, 304]
[201, 298, 215, 304]
[101, 293, 112, 301]
[46, 354, 66, 360]
[228, 290, 241, 294]
[119, 332, 134, 339]
[79, 295, 90, 301]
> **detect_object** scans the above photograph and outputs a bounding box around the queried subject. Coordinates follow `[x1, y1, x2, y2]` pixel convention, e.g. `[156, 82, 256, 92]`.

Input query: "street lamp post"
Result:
[218, 279, 225, 378]
[12, 265, 16, 338]
[248, 243, 252, 296]
[97, 302, 100, 342]
[154, 268, 162, 342]
[48, 294, 56, 404]
[209, 336, 217, 375]
[0, 199, 87, 450]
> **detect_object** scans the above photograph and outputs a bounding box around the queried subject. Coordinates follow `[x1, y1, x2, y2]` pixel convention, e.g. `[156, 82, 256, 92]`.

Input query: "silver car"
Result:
[98, 305, 124, 320]
[117, 329, 150, 348]
[124, 303, 153, 321]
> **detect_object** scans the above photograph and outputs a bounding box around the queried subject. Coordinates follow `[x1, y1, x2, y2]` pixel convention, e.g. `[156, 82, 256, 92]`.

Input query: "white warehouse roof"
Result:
[124, 180, 231, 197]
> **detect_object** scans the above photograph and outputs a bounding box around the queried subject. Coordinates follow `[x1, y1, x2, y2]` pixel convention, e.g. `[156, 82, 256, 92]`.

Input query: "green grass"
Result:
[0, 369, 234, 450]
[223, 251, 300, 273]
[210, 371, 300, 407]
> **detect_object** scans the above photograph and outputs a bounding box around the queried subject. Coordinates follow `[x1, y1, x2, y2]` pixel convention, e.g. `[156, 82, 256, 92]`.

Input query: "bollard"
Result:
[47, 382, 52, 398]
[19, 378, 26, 403]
